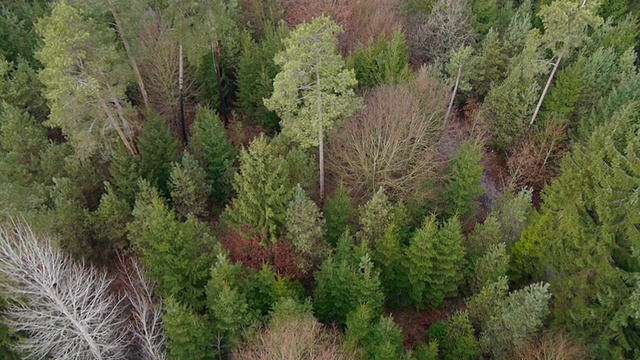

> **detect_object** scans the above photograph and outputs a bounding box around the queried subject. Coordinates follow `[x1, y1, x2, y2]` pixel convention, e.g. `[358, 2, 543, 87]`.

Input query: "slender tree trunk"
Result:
[179, 43, 187, 145]
[98, 97, 136, 156]
[211, 41, 229, 127]
[109, 4, 149, 109]
[529, 55, 562, 128]
[317, 69, 325, 204]
[444, 65, 462, 126]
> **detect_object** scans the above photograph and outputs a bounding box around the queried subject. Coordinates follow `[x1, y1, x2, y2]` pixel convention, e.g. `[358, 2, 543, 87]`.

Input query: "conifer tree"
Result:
[466, 214, 502, 258]
[0, 57, 48, 122]
[444, 141, 484, 220]
[169, 152, 212, 220]
[285, 185, 328, 273]
[109, 141, 142, 205]
[467, 276, 509, 328]
[226, 135, 292, 243]
[323, 183, 357, 246]
[136, 112, 180, 198]
[472, 243, 508, 293]
[357, 187, 394, 248]
[313, 235, 384, 325]
[404, 215, 438, 308]
[436, 216, 466, 299]
[89, 182, 131, 257]
[264, 16, 362, 201]
[347, 30, 410, 89]
[441, 311, 479, 360]
[373, 224, 408, 307]
[188, 106, 236, 204]
[163, 297, 214, 360]
[345, 304, 405, 360]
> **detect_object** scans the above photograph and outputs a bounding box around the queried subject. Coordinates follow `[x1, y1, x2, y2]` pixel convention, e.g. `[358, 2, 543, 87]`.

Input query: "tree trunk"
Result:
[444, 65, 462, 126]
[109, 4, 149, 109]
[179, 43, 188, 145]
[529, 55, 562, 128]
[317, 69, 325, 204]
[211, 41, 229, 127]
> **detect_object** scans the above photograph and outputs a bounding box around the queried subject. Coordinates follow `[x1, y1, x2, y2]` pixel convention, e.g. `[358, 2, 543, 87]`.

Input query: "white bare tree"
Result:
[119, 257, 167, 360]
[0, 222, 130, 359]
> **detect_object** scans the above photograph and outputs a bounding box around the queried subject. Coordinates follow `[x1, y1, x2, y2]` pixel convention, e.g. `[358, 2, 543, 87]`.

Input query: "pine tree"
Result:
[345, 304, 405, 360]
[323, 183, 357, 246]
[0, 57, 48, 122]
[444, 141, 484, 220]
[264, 15, 362, 201]
[109, 141, 142, 205]
[136, 111, 180, 198]
[188, 106, 236, 204]
[226, 135, 292, 243]
[169, 152, 212, 220]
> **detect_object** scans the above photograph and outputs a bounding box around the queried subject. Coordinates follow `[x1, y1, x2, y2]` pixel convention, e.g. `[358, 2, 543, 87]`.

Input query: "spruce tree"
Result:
[226, 135, 291, 243]
[472, 243, 508, 293]
[404, 215, 438, 308]
[163, 297, 215, 360]
[357, 187, 394, 248]
[442, 311, 479, 360]
[169, 152, 212, 220]
[373, 224, 408, 307]
[436, 216, 466, 299]
[347, 30, 410, 89]
[466, 276, 509, 328]
[323, 182, 357, 246]
[444, 141, 484, 221]
[89, 182, 131, 257]
[188, 106, 237, 204]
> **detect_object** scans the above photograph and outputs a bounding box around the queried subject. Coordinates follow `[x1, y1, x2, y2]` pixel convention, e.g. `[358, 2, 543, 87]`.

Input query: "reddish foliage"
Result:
[282, 0, 401, 54]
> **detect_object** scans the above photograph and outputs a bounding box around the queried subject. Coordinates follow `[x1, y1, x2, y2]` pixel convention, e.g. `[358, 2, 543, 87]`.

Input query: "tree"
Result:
[89, 182, 132, 258]
[36, 1, 138, 158]
[226, 135, 292, 243]
[441, 311, 479, 360]
[347, 30, 410, 88]
[136, 111, 180, 197]
[163, 297, 214, 360]
[480, 282, 552, 359]
[284, 184, 328, 273]
[436, 216, 466, 298]
[188, 106, 236, 204]
[0, 223, 128, 359]
[373, 224, 409, 307]
[404, 215, 439, 308]
[465, 214, 502, 258]
[467, 276, 509, 328]
[345, 304, 405, 360]
[313, 235, 384, 325]
[472, 243, 508, 293]
[444, 141, 484, 221]
[264, 15, 362, 201]
[0, 56, 48, 121]
[169, 152, 212, 220]
[323, 183, 357, 246]
[529, 0, 603, 126]
[357, 187, 394, 248]
[327, 68, 448, 201]
[128, 180, 215, 311]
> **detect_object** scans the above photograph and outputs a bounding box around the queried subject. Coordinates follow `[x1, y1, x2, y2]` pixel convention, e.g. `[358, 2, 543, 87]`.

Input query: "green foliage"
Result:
[264, 15, 362, 149]
[109, 141, 142, 205]
[444, 141, 484, 220]
[466, 214, 502, 258]
[163, 297, 215, 360]
[206, 255, 252, 353]
[472, 243, 508, 293]
[48, 176, 93, 259]
[0, 57, 48, 121]
[591, 15, 638, 56]
[36, 1, 136, 159]
[226, 135, 292, 243]
[285, 185, 328, 272]
[427, 321, 448, 347]
[136, 111, 180, 197]
[518, 103, 640, 356]
[436, 216, 466, 298]
[345, 304, 405, 360]
[323, 183, 357, 246]
[467, 276, 509, 328]
[357, 187, 394, 248]
[313, 236, 384, 325]
[195, 33, 240, 115]
[0, 1, 48, 64]
[493, 187, 533, 245]
[480, 282, 551, 359]
[236, 24, 287, 133]
[405, 215, 438, 308]
[373, 224, 409, 307]
[442, 311, 479, 360]
[128, 180, 215, 311]
[282, 145, 319, 198]
[188, 106, 237, 204]
[347, 30, 410, 89]
[169, 152, 212, 220]
[244, 265, 303, 317]
[89, 182, 131, 257]
[411, 342, 439, 360]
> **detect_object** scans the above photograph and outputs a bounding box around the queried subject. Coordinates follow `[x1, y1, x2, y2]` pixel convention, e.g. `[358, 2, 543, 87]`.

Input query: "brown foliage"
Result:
[240, 0, 285, 37]
[233, 314, 347, 360]
[327, 66, 449, 202]
[507, 121, 567, 192]
[282, 0, 401, 54]
[511, 331, 590, 360]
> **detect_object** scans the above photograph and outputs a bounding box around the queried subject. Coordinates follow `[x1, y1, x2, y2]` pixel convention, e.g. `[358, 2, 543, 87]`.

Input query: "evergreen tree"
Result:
[323, 183, 357, 246]
[345, 304, 405, 360]
[136, 111, 180, 198]
[169, 152, 212, 220]
[163, 297, 214, 360]
[264, 15, 362, 201]
[466, 214, 502, 258]
[441, 311, 479, 360]
[188, 106, 236, 204]
[467, 276, 509, 328]
[357, 187, 394, 248]
[226, 135, 292, 243]
[285, 185, 328, 273]
[347, 30, 410, 89]
[128, 180, 215, 311]
[444, 141, 484, 220]
[89, 182, 131, 258]
[373, 224, 408, 307]
[404, 215, 438, 308]
[313, 235, 384, 325]
[436, 216, 466, 299]
[0, 57, 48, 121]
[109, 141, 142, 205]
[472, 243, 508, 293]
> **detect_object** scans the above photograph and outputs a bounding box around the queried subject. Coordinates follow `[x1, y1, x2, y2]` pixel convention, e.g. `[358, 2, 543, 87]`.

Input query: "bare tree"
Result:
[120, 257, 167, 360]
[0, 222, 130, 359]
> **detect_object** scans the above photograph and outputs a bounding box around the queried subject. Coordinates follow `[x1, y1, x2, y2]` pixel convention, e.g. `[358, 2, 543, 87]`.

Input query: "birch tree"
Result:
[264, 16, 362, 202]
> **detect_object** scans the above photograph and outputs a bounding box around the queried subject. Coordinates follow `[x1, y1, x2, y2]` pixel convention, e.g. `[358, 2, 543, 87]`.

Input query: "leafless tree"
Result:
[119, 257, 167, 360]
[0, 222, 130, 359]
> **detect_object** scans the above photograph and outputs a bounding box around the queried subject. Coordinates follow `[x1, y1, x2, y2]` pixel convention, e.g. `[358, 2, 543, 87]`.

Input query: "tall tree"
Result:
[264, 16, 362, 202]
[444, 141, 484, 221]
[36, 1, 137, 158]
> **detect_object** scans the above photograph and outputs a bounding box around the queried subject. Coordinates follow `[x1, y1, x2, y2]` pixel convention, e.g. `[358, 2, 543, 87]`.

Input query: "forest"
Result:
[0, 0, 638, 359]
